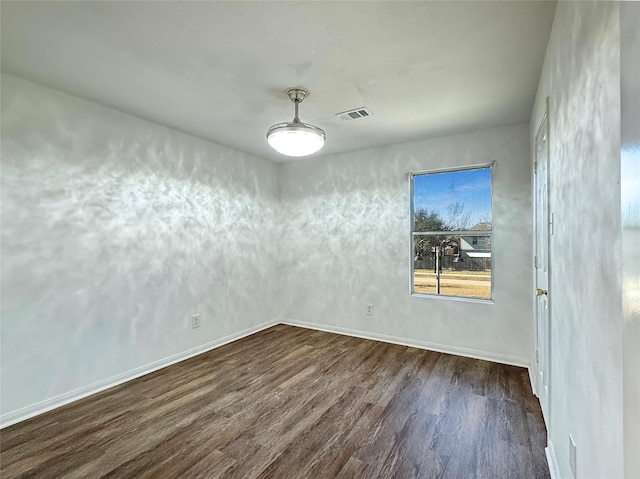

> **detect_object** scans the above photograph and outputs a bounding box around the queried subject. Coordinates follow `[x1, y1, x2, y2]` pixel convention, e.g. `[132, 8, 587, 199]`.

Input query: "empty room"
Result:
[1, 1, 638, 478]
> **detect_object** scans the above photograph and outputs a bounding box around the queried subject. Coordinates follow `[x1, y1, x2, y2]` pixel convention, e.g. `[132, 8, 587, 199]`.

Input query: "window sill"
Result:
[410, 292, 494, 305]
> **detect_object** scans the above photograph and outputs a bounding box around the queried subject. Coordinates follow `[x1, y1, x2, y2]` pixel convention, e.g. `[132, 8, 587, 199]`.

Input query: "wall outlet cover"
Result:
[192, 314, 200, 329]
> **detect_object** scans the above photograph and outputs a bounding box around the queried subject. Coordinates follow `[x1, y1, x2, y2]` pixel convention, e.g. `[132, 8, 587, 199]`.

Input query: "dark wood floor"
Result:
[1, 324, 549, 478]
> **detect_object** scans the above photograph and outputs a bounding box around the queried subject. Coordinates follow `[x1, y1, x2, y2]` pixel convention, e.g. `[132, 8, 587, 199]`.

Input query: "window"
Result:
[411, 165, 492, 300]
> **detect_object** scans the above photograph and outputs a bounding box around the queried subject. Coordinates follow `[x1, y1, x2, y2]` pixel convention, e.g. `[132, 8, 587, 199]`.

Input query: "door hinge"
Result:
[534, 255, 538, 269]
[535, 349, 539, 363]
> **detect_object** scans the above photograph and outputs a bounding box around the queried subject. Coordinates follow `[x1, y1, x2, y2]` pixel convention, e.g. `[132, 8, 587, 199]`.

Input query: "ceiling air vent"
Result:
[336, 107, 373, 121]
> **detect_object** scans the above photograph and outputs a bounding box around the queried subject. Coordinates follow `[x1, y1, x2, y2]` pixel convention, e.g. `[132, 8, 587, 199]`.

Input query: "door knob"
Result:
[536, 288, 548, 296]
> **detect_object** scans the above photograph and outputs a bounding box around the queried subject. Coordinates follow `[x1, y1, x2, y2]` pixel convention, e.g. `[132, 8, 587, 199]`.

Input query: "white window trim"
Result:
[409, 163, 495, 302]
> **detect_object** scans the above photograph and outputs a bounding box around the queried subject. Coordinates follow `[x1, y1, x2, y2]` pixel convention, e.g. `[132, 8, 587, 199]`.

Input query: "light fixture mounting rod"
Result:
[287, 88, 307, 124]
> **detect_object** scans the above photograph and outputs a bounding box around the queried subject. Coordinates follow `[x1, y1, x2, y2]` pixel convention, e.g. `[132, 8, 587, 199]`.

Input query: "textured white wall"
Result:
[278, 123, 533, 366]
[530, 2, 623, 478]
[0, 74, 279, 417]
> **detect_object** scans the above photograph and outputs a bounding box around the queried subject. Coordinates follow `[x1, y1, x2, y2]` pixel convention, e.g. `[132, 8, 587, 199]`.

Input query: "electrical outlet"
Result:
[569, 434, 577, 478]
[365, 304, 373, 316]
[191, 314, 200, 329]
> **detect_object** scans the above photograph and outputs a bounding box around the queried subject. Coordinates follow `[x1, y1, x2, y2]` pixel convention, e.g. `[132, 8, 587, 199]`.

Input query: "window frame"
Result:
[409, 163, 495, 303]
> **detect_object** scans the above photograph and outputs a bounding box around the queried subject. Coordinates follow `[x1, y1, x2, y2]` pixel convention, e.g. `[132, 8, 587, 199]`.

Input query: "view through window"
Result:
[412, 166, 492, 300]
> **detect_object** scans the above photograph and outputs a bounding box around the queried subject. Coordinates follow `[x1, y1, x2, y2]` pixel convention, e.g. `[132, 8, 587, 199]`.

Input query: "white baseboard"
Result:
[0, 320, 278, 429]
[529, 365, 538, 397]
[1, 318, 532, 429]
[278, 318, 529, 368]
[546, 440, 561, 479]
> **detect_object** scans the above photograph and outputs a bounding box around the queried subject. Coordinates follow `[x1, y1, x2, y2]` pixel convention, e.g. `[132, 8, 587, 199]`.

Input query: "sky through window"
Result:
[413, 167, 491, 227]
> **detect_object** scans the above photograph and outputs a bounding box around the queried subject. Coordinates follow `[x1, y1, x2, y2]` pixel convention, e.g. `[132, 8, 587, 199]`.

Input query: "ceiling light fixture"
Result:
[267, 88, 325, 157]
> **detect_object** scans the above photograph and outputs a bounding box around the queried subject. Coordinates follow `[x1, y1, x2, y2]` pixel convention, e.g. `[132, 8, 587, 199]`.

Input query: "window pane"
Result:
[413, 233, 491, 299]
[413, 167, 491, 231]
[412, 166, 492, 300]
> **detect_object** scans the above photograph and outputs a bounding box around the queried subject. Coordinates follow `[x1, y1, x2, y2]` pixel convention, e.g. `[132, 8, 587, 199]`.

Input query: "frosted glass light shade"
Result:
[267, 122, 325, 157]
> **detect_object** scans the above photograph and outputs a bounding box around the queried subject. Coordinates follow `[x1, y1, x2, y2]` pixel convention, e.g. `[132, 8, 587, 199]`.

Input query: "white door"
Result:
[534, 108, 551, 424]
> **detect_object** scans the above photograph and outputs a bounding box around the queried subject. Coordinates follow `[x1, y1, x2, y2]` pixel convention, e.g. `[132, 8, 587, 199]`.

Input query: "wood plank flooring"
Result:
[0, 325, 549, 478]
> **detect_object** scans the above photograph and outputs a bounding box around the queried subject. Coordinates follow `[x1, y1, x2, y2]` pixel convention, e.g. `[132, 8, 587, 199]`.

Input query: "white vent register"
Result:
[336, 107, 373, 121]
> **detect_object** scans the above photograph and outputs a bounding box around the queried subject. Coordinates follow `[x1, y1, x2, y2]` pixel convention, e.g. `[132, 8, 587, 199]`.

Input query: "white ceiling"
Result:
[1, 1, 556, 163]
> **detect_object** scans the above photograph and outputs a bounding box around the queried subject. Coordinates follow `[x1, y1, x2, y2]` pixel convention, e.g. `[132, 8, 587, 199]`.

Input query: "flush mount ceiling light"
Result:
[267, 88, 325, 157]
